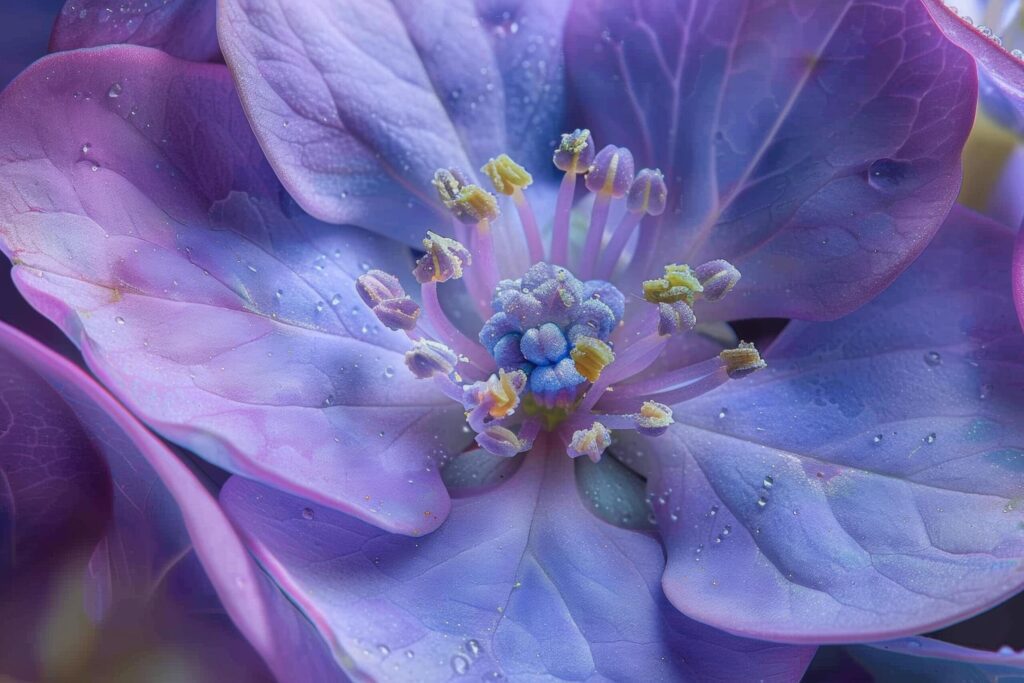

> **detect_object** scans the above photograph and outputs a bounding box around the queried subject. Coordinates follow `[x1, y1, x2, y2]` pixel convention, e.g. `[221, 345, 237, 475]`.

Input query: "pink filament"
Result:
[550, 171, 577, 266]
[595, 211, 643, 279]
[513, 188, 546, 265]
[579, 193, 611, 278]
[421, 281, 494, 372]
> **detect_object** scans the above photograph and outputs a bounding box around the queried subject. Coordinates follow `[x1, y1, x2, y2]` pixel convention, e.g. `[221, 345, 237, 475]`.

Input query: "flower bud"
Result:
[627, 168, 667, 215]
[585, 145, 635, 197]
[568, 422, 612, 463]
[694, 259, 740, 301]
[553, 128, 596, 174]
[413, 231, 472, 283]
[634, 401, 673, 437]
[720, 341, 766, 379]
[405, 340, 459, 379]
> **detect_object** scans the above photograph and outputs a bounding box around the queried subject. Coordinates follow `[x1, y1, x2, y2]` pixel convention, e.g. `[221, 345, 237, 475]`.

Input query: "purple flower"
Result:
[1, 0, 1023, 680]
[0, 321, 338, 681]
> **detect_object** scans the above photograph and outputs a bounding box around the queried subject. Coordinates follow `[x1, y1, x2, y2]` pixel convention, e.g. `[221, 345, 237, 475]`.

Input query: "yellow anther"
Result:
[451, 184, 500, 223]
[719, 341, 767, 379]
[643, 264, 704, 305]
[570, 337, 615, 382]
[414, 231, 471, 283]
[481, 154, 533, 195]
[634, 401, 674, 436]
[569, 422, 612, 462]
[486, 369, 525, 418]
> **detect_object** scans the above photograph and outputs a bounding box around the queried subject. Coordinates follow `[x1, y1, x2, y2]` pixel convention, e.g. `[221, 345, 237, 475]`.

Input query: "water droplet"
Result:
[451, 654, 470, 675]
[721, 525, 732, 536]
[762, 475, 774, 489]
[924, 432, 936, 444]
[302, 507, 314, 520]
[867, 158, 909, 191]
[377, 644, 391, 657]
[872, 434, 883, 445]
[81, 142, 91, 153]
[465, 639, 481, 658]
[90, 164, 100, 172]
[274, 289, 284, 300]
[708, 505, 719, 517]
[757, 496, 768, 509]
[404, 650, 415, 659]
[923, 351, 941, 367]
[107, 82, 123, 98]
[114, 316, 125, 325]
[717, 408, 728, 419]
[330, 294, 342, 306]
[383, 366, 395, 378]
[980, 383, 992, 399]
[1012, 49, 1024, 60]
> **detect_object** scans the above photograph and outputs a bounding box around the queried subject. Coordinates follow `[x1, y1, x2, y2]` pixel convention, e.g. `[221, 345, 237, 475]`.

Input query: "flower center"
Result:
[355, 129, 765, 461]
[480, 263, 621, 418]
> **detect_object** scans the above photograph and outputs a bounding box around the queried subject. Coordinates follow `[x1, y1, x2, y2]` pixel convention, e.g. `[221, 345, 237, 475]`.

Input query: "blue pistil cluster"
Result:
[479, 263, 623, 409]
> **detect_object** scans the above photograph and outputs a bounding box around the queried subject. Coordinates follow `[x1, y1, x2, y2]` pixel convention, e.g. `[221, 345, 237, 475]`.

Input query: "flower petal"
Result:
[626, 206, 1024, 642]
[217, 0, 570, 244]
[0, 46, 468, 534]
[566, 0, 977, 320]
[0, 321, 342, 681]
[921, 0, 1024, 133]
[221, 438, 815, 682]
[853, 636, 1024, 679]
[50, 0, 220, 61]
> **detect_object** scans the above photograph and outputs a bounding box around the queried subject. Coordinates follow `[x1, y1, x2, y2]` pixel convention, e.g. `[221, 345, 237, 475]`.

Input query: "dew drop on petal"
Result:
[867, 158, 909, 191]
[924, 351, 942, 367]
[115, 316, 125, 325]
[302, 507, 314, 520]
[451, 654, 470, 675]
[757, 496, 768, 509]
[924, 432, 937, 444]
[762, 475, 774, 489]
[107, 82, 123, 98]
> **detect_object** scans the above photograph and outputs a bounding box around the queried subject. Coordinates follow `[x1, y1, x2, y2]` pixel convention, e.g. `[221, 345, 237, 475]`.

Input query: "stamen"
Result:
[657, 301, 696, 336]
[432, 168, 499, 225]
[643, 264, 703, 305]
[634, 401, 673, 436]
[570, 336, 615, 382]
[567, 422, 612, 462]
[355, 270, 420, 332]
[694, 259, 741, 301]
[463, 368, 528, 429]
[476, 425, 526, 458]
[413, 231, 472, 284]
[404, 339, 459, 379]
[595, 168, 667, 279]
[481, 153, 545, 265]
[481, 154, 533, 196]
[720, 341, 767, 378]
[421, 281, 493, 371]
[580, 145, 634, 277]
[551, 129, 595, 266]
